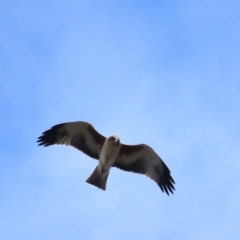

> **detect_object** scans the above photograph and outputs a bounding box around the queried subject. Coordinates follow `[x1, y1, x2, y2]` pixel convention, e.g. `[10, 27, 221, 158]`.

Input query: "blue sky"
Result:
[1, 0, 240, 239]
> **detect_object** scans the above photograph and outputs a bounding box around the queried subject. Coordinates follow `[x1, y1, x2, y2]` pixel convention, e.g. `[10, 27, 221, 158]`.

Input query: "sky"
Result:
[1, 0, 240, 239]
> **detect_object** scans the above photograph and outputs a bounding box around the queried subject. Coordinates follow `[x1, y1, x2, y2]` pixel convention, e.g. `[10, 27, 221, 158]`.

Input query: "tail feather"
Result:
[86, 167, 109, 190]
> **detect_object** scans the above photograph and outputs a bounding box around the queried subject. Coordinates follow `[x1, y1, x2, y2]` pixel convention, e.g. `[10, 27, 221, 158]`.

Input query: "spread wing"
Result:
[37, 121, 106, 159]
[113, 144, 175, 195]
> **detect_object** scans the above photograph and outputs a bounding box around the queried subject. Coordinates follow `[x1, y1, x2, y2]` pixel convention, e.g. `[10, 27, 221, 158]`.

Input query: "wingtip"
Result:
[159, 175, 175, 196]
[36, 130, 56, 147]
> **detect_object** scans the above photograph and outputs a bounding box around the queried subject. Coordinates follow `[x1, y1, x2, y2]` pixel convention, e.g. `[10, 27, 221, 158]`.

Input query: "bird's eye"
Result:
[109, 136, 115, 141]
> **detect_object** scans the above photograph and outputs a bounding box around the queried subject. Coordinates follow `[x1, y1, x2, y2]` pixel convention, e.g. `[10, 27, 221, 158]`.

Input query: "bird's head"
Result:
[108, 135, 120, 146]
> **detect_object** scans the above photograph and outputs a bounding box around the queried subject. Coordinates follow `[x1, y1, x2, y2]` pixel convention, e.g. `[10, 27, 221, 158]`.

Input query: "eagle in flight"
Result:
[37, 121, 175, 195]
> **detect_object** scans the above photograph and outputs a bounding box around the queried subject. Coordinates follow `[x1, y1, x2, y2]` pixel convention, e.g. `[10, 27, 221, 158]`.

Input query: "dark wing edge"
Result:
[37, 121, 106, 159]
[113, 144, 175, 195]
[153, 160, 175, 195]
[37, 123, 66, 147]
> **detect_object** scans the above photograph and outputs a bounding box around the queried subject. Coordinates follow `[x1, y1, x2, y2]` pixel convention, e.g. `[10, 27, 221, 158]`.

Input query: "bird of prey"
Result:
[37, 121, 175, 195]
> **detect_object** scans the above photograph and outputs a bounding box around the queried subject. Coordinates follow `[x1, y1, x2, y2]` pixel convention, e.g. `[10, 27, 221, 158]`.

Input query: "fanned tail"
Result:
[86, 167, 109, 190]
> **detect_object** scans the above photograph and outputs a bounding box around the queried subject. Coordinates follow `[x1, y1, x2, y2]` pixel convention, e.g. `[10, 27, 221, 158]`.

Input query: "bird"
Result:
[37, 121, 175, 195]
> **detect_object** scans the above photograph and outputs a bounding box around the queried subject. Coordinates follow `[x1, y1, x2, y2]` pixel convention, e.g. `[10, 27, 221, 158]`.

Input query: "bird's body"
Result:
[86, 136, 121, 190]
[37, 121, 175, 195]
[99, 136, 121, 171]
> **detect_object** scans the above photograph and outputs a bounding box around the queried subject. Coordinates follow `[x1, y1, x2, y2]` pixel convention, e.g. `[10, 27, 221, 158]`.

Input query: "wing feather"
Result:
[37, 121, 106, 159]
[113, 144, 175, 195]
